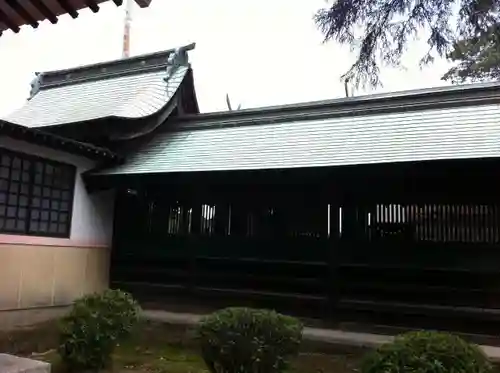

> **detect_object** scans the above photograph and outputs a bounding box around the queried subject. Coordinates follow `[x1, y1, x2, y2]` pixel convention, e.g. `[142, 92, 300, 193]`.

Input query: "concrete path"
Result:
[143, 310, 500, 361]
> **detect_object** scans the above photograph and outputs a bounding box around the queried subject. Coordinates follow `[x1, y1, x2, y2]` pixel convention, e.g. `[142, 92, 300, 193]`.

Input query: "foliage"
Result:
[361, 330, 492, 373]
[314, 0, 500, 88]
[442, 26, 500, 83]
[196, 307, 303, 373]
[57, 289, 141, 372]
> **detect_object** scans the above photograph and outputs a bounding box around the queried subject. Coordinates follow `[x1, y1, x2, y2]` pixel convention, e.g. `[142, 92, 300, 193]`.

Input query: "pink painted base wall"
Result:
[0, 242, 110, 311]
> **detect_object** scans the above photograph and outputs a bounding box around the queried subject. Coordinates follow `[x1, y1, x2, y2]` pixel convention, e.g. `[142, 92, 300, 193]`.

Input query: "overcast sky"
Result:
[0, 0, 454, 117]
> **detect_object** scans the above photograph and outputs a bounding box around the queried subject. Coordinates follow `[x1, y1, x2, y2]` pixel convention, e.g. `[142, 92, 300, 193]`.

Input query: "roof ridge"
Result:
[173, 80, 500, 124]
[29, 43, 195, 96]
[167, 81, 500, 132]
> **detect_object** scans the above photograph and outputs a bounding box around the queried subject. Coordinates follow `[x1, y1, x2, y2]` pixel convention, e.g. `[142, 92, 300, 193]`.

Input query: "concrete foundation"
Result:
[0, 354, 50, 373]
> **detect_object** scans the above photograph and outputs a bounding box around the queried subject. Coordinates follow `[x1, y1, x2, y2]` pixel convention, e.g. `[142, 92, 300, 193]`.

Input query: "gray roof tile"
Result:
[4, 44, 193, 128]
[98, 102, 500, 175]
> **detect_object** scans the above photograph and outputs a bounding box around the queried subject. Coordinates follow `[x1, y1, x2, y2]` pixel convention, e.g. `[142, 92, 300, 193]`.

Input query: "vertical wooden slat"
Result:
[423, 204, 428, 241]
[191, 204, 201, 234]
[412, 205, 418, 240]
[477, 204, 481, 243]
[177, 206, 182, 234]
[423, 204, 427, 241]
[459, 204, 464, 243]
[427, 204, 431, 241]
[473, 205, 478, 243]
[475, 204, 479, 243]
[495, 205, 499, 243]
[447, 204, 451, 242]
[460, 204, 465, 243]
[486, 205, 491, 243]
[494, 204, 500, 243]
[211, 205, 216, 235]
[428, 204, 432, 241]
[436, 204, 441, 242]
[329, 204, 340, 240]
[432, 203, 440, 241]
[464, 204, 473, 242]
[435, 204, 439, 242]
[441, 204, 445, 242]
[490, 204, 494, 243]
[404, 203, 409, 228]
[173, 206, 178, 234]
[447, 204, 452, 242]
[477, 204, 486, 243]
[201, 205, 206, 234]
[181, 206, 190, 235]
[483, 205, 488, 243]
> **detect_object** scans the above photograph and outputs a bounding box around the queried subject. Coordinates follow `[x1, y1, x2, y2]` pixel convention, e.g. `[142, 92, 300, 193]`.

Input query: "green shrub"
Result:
[362, 331, 492, 373]
[196, 307, 303, 373]
[57, 289, 141, 372]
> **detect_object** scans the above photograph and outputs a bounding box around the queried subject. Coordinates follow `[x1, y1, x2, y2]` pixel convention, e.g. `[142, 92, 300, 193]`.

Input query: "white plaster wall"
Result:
[0, 137, 115, 246]
[73, 189, 115, 246]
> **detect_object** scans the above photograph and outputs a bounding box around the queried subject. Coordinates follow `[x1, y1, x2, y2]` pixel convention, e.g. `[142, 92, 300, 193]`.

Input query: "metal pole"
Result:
[122, 0, 133, 58]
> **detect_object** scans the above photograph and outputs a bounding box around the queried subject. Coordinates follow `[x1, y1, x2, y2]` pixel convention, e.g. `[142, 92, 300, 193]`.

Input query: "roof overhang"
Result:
[0, 119, 119, 161]
[0, 0, 152, 35]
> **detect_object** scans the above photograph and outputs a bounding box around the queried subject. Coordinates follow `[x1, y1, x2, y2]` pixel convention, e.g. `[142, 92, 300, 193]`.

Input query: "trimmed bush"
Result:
[362, 331, 492, 373]
[57, 289, 141, 372]
[196, 307, 303, 373]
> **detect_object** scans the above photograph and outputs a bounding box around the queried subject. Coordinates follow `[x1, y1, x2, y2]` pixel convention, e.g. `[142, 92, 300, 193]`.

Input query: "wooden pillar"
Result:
[187, 203, 201, 293]
[341, 204, 359, 240]
[329, 203, 340, 240]
[215, 203, 230, 236]
[190, 204, 202, 234]
[327, 202, 341, 317]
[230, 203, 247, 236]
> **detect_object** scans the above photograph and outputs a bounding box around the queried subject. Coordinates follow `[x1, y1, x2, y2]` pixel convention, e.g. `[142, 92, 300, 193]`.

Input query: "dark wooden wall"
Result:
[107, 159, 500, 333]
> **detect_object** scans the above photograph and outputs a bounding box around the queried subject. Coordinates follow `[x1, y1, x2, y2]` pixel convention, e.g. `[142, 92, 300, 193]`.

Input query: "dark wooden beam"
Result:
[6, 1, 38, 28]
[112, 0, 124, 5]
[134, 0, 152, 8]
[85, 0, 99, 13]
[56, 0, 78, 19]
[31, 0, 58, 24]
[0, 6, 19, 32]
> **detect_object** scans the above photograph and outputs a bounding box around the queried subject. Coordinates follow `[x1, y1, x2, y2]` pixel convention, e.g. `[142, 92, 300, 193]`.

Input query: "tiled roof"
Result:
[96, 82, 500, 175]
[5, 43, 195, 128]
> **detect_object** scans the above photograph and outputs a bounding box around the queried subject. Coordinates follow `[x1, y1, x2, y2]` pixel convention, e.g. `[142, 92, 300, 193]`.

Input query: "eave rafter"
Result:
[0, 0, 152, 35]
[58, 0, 79, 19]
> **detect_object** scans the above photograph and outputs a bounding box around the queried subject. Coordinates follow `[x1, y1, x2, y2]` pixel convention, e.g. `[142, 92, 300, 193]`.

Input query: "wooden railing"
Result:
[111, 236, 500, 327]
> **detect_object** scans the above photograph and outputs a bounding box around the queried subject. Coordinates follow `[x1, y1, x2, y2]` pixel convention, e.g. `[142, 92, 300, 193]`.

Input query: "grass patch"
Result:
[0, 319, 363, 373]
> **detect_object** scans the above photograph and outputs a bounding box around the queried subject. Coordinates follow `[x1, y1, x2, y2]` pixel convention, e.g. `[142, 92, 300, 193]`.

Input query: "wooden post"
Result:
[187, 203, 202, 294]
[215, 203, 230, 236]
[328, 202, 341, 319]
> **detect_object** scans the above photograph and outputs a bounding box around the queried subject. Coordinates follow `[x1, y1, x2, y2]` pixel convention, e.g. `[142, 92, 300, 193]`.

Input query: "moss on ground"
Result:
[0, 319, 364, 373]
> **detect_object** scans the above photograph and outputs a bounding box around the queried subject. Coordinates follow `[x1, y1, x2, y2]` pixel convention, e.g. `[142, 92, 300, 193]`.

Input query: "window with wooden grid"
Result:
[0, 148, 76, 237]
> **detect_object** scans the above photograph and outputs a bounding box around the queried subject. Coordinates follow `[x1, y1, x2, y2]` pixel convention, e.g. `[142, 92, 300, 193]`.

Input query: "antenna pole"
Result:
[122, 0, 133, 58]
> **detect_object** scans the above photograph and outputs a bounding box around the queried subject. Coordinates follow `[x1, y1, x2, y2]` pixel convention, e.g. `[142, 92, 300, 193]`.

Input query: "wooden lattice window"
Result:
[0, 148, 76, 237]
